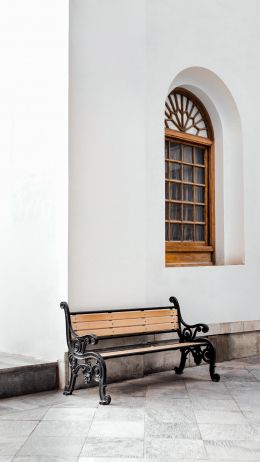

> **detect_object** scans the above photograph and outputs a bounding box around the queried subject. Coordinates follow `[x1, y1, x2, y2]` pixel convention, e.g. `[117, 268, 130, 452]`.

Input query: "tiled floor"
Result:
[1, 356, 260, 461]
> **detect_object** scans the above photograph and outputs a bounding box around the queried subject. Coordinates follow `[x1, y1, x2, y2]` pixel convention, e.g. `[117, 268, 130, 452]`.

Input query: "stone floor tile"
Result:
[243, 411, 260, 424]
[0, 420, 38, 438]
[146, 401, 196, 423]
[0, 457, 12, 462]
[14, 457, 77, 462]
[191, 398, 240, 411]
[108, 396, 146, 408]
[33, 420, 92, 437]
[204, 440, 260, 460]
[80, 437, 144, 458]
[17, 435, 86, 458]
[145, 419, 201, 439]
[43, 407, 96, 421]
[94, 406, 144, 421]
[79, 459, 146, 462]
[199, 423, 259, 441]
[186, 381, 230, 399]
[88, 420, 144, 438]
[216, 367, 258, 382]
[195, 410, 247, 424]
[0, 408, 49, 421]
[144, 437, 207, 459]
[0, 437, 27, 457]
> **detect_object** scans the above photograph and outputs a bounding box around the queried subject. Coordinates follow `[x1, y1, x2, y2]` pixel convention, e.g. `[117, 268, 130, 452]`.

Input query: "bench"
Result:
[60, 296, 220, 405]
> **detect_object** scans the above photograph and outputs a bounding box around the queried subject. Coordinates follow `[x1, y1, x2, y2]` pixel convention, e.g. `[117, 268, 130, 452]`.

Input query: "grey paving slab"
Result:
[0, 420, 38, 437]
[145, 419, 201, 439]
[146, 400, 197, 423]
[0, 407, 48, 421]
[88, 420, 144, 438]
[199, 423, 259, 441]
[14, 457, 77, 462]
[0, 437, 28, 457]
[80, 437, 144, 458]
[0, 457, 12, 462]
[191, 398, 240, 411]
[144, 437, 207, 459]
[94, 405, 144, 421]
[43, 407, 96, 421]
[195, 410, 247, 424]
[33, 420, 93, 437]
[204, 440, 260, 460]
[17, 435, 86, 458]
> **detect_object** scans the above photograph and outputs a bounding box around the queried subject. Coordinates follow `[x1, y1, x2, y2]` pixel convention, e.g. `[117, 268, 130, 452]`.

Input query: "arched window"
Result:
[165, 87, 215, 266]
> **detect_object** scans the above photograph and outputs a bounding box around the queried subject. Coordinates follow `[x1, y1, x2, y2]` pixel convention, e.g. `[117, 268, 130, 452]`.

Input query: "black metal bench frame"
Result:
[61, 296, 220, 405]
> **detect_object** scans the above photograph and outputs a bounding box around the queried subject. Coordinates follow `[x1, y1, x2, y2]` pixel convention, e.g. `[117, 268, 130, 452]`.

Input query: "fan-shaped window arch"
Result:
[165, 87, 215, 266]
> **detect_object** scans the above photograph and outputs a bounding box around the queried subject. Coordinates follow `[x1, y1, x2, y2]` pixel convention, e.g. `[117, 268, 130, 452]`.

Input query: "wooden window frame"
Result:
[165, 88, 215, 267]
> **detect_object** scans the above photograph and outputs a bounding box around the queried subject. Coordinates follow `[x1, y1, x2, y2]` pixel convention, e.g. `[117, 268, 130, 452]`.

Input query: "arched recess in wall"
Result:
[166, 67, 244, 266]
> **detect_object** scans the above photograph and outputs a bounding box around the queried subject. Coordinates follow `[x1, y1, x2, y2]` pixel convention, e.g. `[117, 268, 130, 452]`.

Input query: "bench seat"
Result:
[61, 296, 219, 405]
[98, 340, 207, 359]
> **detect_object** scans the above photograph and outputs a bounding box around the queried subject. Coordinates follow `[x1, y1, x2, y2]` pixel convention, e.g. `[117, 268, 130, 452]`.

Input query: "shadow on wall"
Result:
[167, 67, 244, 266]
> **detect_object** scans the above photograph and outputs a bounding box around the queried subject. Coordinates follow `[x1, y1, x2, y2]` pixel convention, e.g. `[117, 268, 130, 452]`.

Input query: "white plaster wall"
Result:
[69, 0, 260, 326]
[0, 0, 68, 360]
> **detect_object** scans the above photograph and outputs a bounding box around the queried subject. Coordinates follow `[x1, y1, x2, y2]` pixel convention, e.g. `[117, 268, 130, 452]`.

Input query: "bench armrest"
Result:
[169, 296, 209, 342]
[60, 301, 98, 352]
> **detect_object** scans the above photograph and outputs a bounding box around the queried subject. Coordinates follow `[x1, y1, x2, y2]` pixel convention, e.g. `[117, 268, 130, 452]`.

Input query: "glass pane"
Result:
[194, 147, 204, 165]
[169, 203, 181, 221]
[183, 165, 193, 182]
[183, 204, 193, 222]
[195, 205, 204, 222]
[165, 202, 169, 220]
[169, 143, 181, 160]
[183, 145, 192, 163]
[170, 183, 181, 200]
[165, 223, 169, 241]
[165, 181, 169, 199]
[195, 224, 205, 241]
[165, 141, 169, 158]
[165, 162, 169, 179]
[194, 186, 205, 203]
[183, 184, 193, 202]
[169, 162, 181, 180]
[169, 223, 181, 241]
[194, 167, 205, 184]
[183, 224, 194, 241]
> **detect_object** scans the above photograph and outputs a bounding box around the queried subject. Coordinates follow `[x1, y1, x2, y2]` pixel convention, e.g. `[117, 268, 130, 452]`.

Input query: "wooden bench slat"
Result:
[71, 315, 179, 332]
[74, 322, 179, 337]
[72, 308, 177, 323]
[99, 341, 206, 358]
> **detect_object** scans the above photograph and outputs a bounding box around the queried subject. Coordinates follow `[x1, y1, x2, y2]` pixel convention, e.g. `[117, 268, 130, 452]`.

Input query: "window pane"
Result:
[183, 204, 193, 221]
[169, 143, 181, 160]
[195, 224, 205, 241]
[170, 203, 181, 220]
[195, 205, 204, 222]
[183, 184, 193, 201]
[165, 162, 169, 179]
[194, 147, 204, 165]
[169, 162, 181, 180]
[165, 202, 169, 220]
[170, 183, 182, 200]
[194, 167, 205, 184]
[183, 165, 193, 182]
[183, 224, 193, 241]
[165, 223, 169, 241]
[194, 186, 204, 203]
[183, 145, 192, 163]
[165, 141, 169, 158]
[165, 181, 169, 199]
[170, 223, 181, 241]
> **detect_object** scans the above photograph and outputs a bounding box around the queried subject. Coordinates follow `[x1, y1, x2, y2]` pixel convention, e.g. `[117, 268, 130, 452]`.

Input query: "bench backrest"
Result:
[70, 307, 179, 338]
